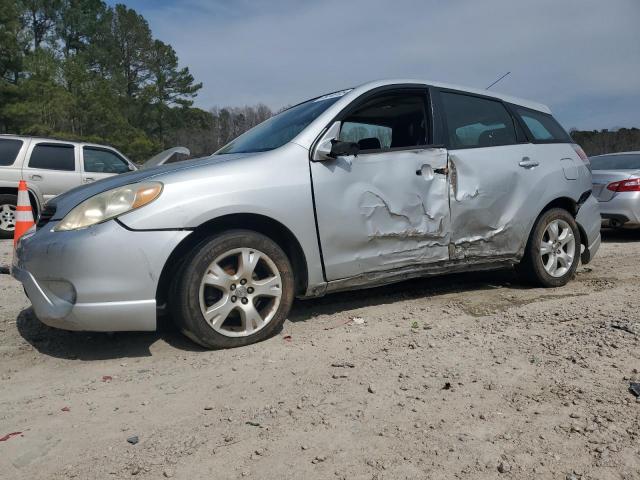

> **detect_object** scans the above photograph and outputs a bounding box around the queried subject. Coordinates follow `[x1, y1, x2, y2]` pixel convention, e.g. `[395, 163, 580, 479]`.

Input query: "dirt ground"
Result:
[1, 232, 639, 480]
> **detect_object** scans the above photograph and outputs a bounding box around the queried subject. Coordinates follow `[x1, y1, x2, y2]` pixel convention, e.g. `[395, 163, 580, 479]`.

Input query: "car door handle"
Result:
[416, 166, 448, 176]
[519, 157, 539, 168]
[29, 174, 43, 181]
[84, 177, 95, 183]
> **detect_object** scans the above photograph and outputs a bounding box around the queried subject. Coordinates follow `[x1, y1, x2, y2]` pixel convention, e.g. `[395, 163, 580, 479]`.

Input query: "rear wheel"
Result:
[0, 194, 18, 239]
[170, 230, 295, 349]
[517, 208, 581, 287]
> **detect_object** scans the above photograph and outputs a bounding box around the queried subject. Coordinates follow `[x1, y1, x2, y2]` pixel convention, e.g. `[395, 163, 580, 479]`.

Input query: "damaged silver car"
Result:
[12, 80, 601, 349]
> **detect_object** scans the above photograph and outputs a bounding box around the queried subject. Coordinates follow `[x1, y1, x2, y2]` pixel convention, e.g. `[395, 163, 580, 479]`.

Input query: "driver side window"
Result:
[83, 147, 130, 174]
[339, 91, 428, 152]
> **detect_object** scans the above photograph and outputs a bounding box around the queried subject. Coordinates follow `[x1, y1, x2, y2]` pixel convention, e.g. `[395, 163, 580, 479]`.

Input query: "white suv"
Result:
[0, 135, 136, 238]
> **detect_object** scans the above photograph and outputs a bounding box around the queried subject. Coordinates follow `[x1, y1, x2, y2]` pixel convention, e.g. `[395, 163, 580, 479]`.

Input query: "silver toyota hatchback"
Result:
[12, 80, 601, 349]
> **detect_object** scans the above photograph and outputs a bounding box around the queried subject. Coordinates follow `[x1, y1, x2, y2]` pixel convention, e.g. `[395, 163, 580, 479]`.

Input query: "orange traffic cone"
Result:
[14, 180, 35, 247]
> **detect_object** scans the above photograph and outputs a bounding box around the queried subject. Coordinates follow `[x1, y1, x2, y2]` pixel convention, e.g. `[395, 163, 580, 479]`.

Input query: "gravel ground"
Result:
[1, 232, 639, 480]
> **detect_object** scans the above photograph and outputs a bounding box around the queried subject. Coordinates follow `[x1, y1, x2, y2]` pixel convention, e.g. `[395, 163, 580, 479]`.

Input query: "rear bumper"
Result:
[597, 191, 640, 226]
[576, 194, 601, 264]
[12, 220, 189, 331]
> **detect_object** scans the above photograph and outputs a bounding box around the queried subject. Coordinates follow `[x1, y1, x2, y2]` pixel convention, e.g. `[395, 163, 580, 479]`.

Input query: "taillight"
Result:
[572, 144, 588, 161]
[572, 144, 590, 172]
[606, 178, 640, 192]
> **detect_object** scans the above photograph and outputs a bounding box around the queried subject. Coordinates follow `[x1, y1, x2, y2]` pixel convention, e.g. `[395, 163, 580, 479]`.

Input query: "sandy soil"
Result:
[0, 232, 639, 480]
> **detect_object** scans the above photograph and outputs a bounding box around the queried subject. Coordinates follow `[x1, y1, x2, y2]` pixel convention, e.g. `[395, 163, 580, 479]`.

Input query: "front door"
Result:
[81, 146, 132, 184]
[310, 88, 451, 281]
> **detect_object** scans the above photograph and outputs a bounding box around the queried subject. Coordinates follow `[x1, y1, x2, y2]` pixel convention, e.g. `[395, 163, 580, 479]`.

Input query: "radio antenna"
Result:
[486, 71, 511, 90]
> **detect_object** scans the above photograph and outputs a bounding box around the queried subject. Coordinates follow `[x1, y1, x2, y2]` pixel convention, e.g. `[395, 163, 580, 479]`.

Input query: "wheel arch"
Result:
[156, 213, 309, 307]
[0, 186, 40, 216]
[537, 196, 590, 250]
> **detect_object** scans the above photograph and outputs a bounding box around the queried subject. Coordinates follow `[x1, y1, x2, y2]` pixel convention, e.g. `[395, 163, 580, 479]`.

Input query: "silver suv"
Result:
[12, 80, 602, 349]
[0, 135, 136, 238]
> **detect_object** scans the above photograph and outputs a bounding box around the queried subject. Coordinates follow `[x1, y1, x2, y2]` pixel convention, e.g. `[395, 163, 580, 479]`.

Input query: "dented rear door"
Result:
[436, 89, 537, 260]
[311, 146, 451, 281]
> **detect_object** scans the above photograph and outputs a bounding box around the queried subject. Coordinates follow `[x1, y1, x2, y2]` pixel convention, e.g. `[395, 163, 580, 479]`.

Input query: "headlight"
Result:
[54, 182, 163, 231]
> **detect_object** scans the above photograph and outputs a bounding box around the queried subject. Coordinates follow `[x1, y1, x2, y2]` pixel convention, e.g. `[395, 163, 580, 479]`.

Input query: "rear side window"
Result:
[83, 147, 130, 173]
[29, 144, 75, 171]
[441, 92, 518, 149]
[516, 108, 571, 142]
[0, 139, 23, 166]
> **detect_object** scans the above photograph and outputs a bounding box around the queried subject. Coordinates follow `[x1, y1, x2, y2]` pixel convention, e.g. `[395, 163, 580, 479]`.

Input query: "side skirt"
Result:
[322, 255, 520, 295]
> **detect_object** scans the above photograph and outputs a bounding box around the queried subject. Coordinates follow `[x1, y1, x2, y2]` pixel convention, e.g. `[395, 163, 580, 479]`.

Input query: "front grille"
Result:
[36, 204, 56, 229]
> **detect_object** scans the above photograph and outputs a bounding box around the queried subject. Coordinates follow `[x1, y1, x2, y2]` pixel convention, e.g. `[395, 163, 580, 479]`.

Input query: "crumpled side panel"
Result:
[312, 148, 451, 280]
[448, 148, 528, 259]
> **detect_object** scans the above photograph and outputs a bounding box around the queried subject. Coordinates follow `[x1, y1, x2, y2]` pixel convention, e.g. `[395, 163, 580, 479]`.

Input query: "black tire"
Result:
[516, 208, 581, 287]
[169, 230, 295, 349]
[0, 193, 18, 240]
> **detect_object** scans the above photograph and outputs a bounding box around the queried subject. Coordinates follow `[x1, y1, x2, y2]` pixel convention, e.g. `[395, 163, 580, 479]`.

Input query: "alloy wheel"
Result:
[0, 204, 16, 233]
[540, 219, 576, 277]
[198, 247, 283, 337]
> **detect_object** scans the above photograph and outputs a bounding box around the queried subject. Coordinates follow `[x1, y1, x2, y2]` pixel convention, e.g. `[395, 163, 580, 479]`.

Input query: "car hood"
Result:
[141, 146, 191, 169]
[47, 153, 257, 220]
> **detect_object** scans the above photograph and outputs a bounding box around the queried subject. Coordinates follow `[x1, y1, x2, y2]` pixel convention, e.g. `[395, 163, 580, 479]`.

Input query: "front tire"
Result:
[170, 230, 295, 349]
[0, 194, 18, 239]
[517, 208, 581, 287]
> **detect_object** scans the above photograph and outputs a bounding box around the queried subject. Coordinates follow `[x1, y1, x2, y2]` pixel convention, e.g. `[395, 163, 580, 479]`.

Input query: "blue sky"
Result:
[108, 0, 640, 130]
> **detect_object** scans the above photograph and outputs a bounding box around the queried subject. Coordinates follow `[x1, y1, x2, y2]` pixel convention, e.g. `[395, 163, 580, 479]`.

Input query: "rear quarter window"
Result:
[29, 144, 76, 171]
[0, 138, 23, 166]
[516, 107, 571, 142]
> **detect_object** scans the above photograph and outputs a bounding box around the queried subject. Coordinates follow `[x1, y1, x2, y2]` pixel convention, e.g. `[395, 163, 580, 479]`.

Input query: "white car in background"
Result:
[0, 135, 188, 238]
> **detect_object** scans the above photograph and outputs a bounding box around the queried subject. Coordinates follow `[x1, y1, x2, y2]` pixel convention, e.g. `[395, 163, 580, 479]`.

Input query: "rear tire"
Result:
[516, 208, 581, 287]
[0, 194, 18, 240]
[169, 230, 295, 349]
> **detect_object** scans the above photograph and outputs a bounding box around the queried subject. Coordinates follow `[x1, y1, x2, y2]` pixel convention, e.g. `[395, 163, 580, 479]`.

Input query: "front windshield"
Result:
[590, 153, 640, 170]
[216, 89, 352, 154]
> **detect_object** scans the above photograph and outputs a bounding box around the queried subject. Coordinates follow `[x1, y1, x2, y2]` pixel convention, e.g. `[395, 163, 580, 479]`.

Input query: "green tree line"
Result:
[571, 128, 640, 157]
[0, 0, 215, 161]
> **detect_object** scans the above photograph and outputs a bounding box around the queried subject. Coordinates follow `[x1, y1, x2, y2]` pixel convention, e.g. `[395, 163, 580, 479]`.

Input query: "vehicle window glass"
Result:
[217, 89, 352, 154]
[516, 108, 570, 142]
[441, 92, 518, 149]
[340, 122, 392, 149]
[0, 138, 23, 166]
[28, 144, 75, 171]
[83, 148, 130, 173]
[590, 154, 640, 170]
[339, 93, 427, 150]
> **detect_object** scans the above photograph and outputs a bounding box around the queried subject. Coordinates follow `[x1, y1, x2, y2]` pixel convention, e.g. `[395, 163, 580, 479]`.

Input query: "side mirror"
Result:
[329, 140, 359, 158]
[314, 121, 359, 161]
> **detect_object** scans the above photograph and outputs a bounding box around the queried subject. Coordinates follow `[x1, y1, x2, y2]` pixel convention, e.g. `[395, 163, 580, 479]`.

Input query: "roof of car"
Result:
[356, 79, 552, 114]
[0, 134, 123, 151]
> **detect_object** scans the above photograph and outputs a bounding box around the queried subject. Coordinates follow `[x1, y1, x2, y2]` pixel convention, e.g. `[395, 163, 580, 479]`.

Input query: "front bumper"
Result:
[12, 220, 189, 331]
[575, 194, 601, 264]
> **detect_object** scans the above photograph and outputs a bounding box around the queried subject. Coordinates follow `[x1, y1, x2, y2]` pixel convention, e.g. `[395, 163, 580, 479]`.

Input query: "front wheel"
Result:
[170, 230, 295, 349]
[517, 208, 581, 287]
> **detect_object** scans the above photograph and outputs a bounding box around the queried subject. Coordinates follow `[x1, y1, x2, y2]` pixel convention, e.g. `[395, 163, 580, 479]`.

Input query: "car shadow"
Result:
[15, 267, 530, 358]
[600, 227, 640, 243]
[16, 307, 204, 361]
